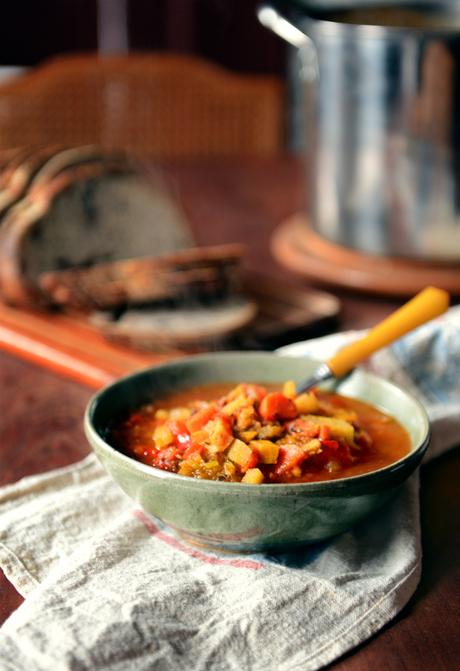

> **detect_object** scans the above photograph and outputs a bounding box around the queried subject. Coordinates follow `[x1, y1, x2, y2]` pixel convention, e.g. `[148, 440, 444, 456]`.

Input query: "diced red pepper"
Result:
[182, 442, 205, 459]
[321, 439, 339, 450]
[319, 425, 331, 441]
[241, 449, 259, 473]
[133, 444, 157, 459]
[167, 420, 191, 452]
[273, 445, 307, 477]
[306, 451, 329, 469]
[336, 443, 354, 466]
[152, 446, 181, 470]
[186, 404, 217, 433]
[259, 393, 297, 422]
[285, 418, 320, 439]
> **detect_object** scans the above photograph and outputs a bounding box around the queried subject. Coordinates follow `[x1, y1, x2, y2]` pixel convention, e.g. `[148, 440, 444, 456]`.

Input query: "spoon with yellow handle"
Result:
[297, 286, 450, 393]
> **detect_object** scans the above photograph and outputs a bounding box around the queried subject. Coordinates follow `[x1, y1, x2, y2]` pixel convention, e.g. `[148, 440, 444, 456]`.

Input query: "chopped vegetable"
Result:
[274, 445, 308, 477]
[242, 468, 264, 484]
[208, 416, 233, 452]
[238, 429, 258, 442]
[303, 415, 355, 443]
[259, 393, 297, 422]
[186, 404, 217, 433]
[113, 381, 411, 485]
[153, 424, 174, 449]
[227, 439, 257, 471]
[282, 380, 297, 399]
[167, 420, 191, 451]
[250, 440, 279, 464]
[294, 392, 319, 415]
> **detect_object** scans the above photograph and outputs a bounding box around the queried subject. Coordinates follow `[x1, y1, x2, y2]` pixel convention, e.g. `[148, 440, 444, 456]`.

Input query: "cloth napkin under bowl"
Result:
[0, 307, 459, 671]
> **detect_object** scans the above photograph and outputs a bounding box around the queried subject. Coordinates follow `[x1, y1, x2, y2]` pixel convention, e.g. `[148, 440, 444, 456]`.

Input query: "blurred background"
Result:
[0, 1, 291, 155]
[0, 0, 458, 362]
[0, 0, 285, 75]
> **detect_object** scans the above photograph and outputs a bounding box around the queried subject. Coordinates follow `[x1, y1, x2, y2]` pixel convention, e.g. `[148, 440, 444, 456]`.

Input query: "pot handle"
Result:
[257, 3, 310, 48]
[257, 3, 318, 82]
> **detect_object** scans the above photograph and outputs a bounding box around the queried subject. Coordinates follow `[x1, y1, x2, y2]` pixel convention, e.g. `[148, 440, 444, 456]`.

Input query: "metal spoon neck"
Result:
[297, 362, 334, 394]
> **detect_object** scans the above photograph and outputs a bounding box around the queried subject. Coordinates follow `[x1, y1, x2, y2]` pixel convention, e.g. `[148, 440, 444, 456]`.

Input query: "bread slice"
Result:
[90, 295, 257, 350]
[0, 159, 194, 307]
[37, 244, 245, 309]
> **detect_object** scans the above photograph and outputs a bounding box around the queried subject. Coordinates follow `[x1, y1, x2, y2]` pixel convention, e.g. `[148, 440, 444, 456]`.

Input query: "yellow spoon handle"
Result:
[327, 286, 450, 378]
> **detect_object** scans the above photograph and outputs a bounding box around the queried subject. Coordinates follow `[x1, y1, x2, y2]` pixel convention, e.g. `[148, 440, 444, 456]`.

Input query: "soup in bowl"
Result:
[84, 352, 430, 552]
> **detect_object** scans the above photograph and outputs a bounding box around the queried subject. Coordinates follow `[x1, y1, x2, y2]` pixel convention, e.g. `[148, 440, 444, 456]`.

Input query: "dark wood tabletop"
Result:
[0, 156, 459, 670]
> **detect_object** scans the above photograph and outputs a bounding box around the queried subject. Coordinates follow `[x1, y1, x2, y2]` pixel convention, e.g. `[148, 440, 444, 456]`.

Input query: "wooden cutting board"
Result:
[0, 276, 340, 389]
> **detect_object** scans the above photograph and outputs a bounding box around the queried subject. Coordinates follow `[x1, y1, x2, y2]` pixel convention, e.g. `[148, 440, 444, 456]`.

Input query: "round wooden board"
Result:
[271, 214, 460, 296]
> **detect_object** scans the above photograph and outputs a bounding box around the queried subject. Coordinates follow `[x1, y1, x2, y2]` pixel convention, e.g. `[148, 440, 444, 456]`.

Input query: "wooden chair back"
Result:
[0, 54, 284, 156]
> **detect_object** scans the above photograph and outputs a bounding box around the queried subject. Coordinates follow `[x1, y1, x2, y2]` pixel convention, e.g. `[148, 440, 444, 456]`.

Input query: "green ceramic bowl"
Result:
[84, 352, 430, 552]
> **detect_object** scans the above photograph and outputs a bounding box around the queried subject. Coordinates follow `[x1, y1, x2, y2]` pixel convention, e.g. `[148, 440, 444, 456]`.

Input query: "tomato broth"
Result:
[111, 382, 412, 484]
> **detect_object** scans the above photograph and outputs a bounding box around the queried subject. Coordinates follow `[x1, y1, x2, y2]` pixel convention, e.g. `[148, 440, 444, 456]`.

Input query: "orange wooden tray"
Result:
[0, 302, 180, 389]
[0, 276, 340, 389]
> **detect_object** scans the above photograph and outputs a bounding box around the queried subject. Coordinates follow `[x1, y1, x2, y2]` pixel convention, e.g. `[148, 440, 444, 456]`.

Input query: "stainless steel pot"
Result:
[259, 1, 460, 262]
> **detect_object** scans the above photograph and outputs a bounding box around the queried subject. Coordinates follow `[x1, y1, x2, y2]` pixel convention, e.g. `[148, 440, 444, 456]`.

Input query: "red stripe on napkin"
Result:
[133, 510, 263, 570]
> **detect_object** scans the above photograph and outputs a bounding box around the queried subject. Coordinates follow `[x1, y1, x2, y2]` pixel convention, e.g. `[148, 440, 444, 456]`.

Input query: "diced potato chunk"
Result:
[242, 468, 264, 484]
[225, 384, 247, 401]
[250, 440, 280, 464]
[191, 429, 209, 444]
[208, 417, 233, 451]
[282, 380, 297, 399]
[154, 409, 169, 420]
[221, 395, 249, 416]
[223, 460, 236, 477]
[153, 424, 174, 448]
[238, 429, 258, 442]
[304, 415, 355, 443]
[295, 393, 319, 414]
[235, 406, 257, 431]
[227, 439, 253, 467]
[203, 460, 221, 478]
[258, 424, 283, 439]
[178, 453, 204, 476]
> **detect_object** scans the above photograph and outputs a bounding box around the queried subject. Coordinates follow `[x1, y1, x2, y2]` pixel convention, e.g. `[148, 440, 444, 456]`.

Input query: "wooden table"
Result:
[1, 157, 459, 670]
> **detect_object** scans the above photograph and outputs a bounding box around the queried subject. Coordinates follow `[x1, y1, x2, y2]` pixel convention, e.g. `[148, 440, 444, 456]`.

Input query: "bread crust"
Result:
[0, 159, 132, 306]
[38, 244, 245, 310]
[0, 146, 56, 216]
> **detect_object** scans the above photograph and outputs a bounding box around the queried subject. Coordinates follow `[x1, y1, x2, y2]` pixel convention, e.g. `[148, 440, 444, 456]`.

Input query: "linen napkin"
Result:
[0, 307, 459, 671]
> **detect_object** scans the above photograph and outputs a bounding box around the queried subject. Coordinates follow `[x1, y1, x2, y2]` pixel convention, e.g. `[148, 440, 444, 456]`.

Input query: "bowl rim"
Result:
[84, 351, 431, 494]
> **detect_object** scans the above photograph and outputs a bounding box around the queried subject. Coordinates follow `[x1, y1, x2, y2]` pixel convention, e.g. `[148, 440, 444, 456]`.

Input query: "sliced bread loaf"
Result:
[0, 159, 194, 307]
[0, 146, 256, 350]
